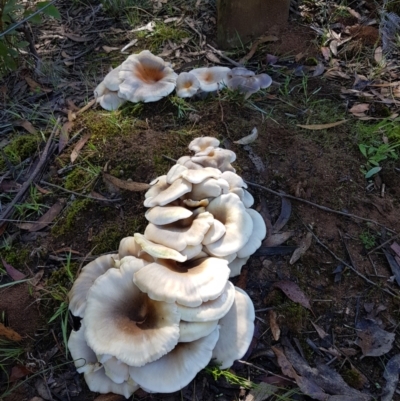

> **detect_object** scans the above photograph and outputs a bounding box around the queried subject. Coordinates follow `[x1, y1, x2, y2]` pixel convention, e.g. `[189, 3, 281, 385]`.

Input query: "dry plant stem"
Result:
[40, 180, 121, 202]
[245, 181, 397, 234]
[0, 118, 59, 227]
[206, 44, 243, 67]
[237, 360, 296, 384]
[303, 224, 398, 298]
[367, 232, 400, 255]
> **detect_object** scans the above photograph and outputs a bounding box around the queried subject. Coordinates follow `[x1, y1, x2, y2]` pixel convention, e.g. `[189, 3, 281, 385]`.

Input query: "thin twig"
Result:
[246, 181, 397, 234]
[206, 44, 243, 67]
[367, 232, 400, 255]
[40, 180, 122, 202]
[303, 224, 398, 298]
[237, 360, 296, 384]
[0, 118, 59, 226]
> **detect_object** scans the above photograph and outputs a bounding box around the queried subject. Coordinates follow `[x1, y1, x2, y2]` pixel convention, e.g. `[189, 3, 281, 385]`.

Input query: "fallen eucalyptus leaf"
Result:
[382, 354, 400, 401]
[71, 133, 92, 163]
[103, 173, 150, 192]
[272, 280, 312, 312]
[356, 318, 395, 357]
[269, 310, 281, 341]
[263, 231, 294, 247]
[273, 196, 292, 232]
[297, 120, 348, 130]
[234, 127, 258, 145]
[1, 259, 26, 280]
[290, 232, 313, 264]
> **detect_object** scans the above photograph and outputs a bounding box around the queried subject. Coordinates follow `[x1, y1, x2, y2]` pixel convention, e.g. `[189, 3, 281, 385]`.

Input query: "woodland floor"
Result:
[1, 0, 400, 400]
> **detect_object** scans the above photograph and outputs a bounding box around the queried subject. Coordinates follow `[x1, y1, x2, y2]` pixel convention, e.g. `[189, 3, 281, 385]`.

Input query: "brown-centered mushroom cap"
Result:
[84, 263, 181, 367]
[129, 327, 220, 393]
[133, 257, 230, 307]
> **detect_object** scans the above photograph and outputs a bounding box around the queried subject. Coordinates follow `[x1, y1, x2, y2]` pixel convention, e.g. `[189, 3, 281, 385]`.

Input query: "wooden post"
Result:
[217, 0, 290, 49]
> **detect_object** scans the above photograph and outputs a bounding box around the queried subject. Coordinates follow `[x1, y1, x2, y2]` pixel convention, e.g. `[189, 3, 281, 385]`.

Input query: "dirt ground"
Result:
[1, 0, 400, 400]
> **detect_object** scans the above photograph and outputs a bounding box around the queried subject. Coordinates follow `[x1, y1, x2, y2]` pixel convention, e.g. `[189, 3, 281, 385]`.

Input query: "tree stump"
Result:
[217, 0, 290, 49]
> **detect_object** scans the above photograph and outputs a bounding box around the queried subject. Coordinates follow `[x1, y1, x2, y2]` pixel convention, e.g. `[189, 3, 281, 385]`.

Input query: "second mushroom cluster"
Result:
[67, 137, 266, 398]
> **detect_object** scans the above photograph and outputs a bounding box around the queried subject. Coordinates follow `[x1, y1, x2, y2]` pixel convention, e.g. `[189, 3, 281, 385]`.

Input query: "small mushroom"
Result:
[118, 50, 178, 103]
[212, 287, 255, 369]
[94, 66, 126, 111]
[191, 148, 236, 172]
[188, 137, 220, 153]
[133, 257, 230, 307]
[189, 67, 231, 92]
[84, 263, 181, 367]
[129, 327, 220, 393]
[176, 72, 201, 98]
[68, 254, 117, 318]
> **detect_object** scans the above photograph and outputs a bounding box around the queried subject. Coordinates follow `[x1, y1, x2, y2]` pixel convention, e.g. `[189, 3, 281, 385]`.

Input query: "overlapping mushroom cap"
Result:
[189, 66, 231, 92]
[176, 72, 201, 98]
[94, 66, 126, 111]
[226, 67, 272, 99]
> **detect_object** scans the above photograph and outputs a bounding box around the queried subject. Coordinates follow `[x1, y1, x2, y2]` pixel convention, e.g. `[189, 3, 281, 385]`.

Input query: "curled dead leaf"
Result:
[272, 280, 312, 312]
[289, 232, 313, 264]
[297, 120, 348, 130]
[234, 127, 258, 145]
[269, 310, 281, 341]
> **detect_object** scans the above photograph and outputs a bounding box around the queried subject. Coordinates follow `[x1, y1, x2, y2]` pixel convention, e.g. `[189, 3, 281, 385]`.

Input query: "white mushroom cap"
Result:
[228, 256, 250, 277]
[144, 178, 192, 207]
[166, 164, 188, 184]
[237, 208, 267, 258]
[115, 255, 151, 272]
[212, 287, 255, 369]
[145, 175, 168, 199]
[103, 356, 130, 384]
[227, 76, 262, 99]
[180, 244, 203, 260]
[188, 137, 220, 153]
[118, 236, 142, 258]
[229, 67, 256, 77]
[68, 324, 139, 398]
[145, 206, 193, 225]
[94, 85, 126, 111]
[176, 72, 201, 98]
[202, 219, 226, 245]
[84, 263, 181, 367]
[133, 257, 230, 307]
[68, 254, 117, 318]
[68, 323, 101, 374]
[257, 73, 273, 89]
[205, 193, 253, 257]
[189, 67, 231, 92]
[176, 156, 203, 170]
[176, 281, 235, 322]
[85, 368, 139, 399]
[102, 65, 123, 91]
[221, 171, 247, 189]
[230, 187, 254, 208]
[179, 319, 219, 342]
[144, 211, 214, 252]
[183, 198, 209, 208]
[129, 327, 220, 393]
[189, 178, 225, 200]
[181, 167, 222, 184]
[134, 233, 187, 262]
[118, 50, 178, 103]
[191, 148, 236, 172]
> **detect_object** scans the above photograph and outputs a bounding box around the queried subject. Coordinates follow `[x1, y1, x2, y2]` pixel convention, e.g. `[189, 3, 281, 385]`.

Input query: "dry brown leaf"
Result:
[329, 40, 338, 56]
[66, 99, 80, 111]
[2, 258, 26, 280]
[59, 121, 73, 153]
[320, 46, 330, 61]
[324, 70, 351, 80]
[0, 322, 22, 342]
[71, 133, 91, 163]
[272, 281, 312, 312]
[206, 52, 221, 63]
[18, 199, 66, 232]
[271, 345, 298, 379]
[289, 232, 312, 264]
[263, 231, 294, 247]
[68, 109, 76, 122]
[311, 321, 329, 340]
[349, 103, 370, 114]
[13, 120, 37, 134]
[312, 63, 325, 77]
[34, 183, 51, 194]
[102, 46, 120, 53]
[297, 120, 347, 130]
[64, 32, 92, 42]
[103, 173, 150, 192]
[356, 318, 395, 357]
[382, 354, 400, 401]
[25, 77, 52, 93]
[269, 310, 281, 341]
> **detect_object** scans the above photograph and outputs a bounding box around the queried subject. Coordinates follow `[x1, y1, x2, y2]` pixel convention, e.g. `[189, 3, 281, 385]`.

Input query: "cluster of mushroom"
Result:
[94, 50, 272, 110]
[67, 137, 265, 398]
